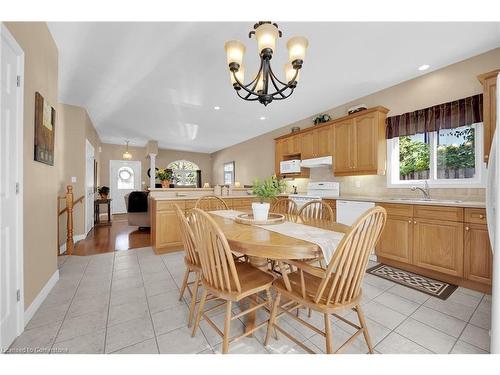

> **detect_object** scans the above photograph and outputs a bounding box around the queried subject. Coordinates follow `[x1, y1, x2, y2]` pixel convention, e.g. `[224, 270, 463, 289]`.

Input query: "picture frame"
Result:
[34, 91, 56, 165]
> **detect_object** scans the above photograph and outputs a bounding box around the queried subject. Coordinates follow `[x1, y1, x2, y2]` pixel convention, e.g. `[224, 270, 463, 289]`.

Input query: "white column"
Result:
[149, 153, 156, 189]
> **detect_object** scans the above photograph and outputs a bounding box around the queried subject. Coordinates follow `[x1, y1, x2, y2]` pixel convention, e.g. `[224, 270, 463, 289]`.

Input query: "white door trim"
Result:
[85, 139, 95, 235]
[0, 23, 25, 342]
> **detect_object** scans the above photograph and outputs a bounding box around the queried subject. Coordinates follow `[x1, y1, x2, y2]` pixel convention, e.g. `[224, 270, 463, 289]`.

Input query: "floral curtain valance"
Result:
[386, 94, 483, 139]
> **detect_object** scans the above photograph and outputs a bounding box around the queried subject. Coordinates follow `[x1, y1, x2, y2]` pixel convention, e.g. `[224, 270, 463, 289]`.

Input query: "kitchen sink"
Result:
[387, 198, 464, 204]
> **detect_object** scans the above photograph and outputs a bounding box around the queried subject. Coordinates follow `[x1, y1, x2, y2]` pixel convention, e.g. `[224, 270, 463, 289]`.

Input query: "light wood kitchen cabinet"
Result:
[151, 199, 185, 252]
[376, 204, 414, 264]
[464, 224, 492, 285]
[274, 106, 388, 178]
[282, 134, 301, 155]
[376, 203, 491, 292]
[301, 125, 334, 159]
[464, 208, 492, 285]
[333, 108, 388, 176]
[333, 120, 353, 174]
[412, 218, 464, 277]
[478, 69, 499, 163]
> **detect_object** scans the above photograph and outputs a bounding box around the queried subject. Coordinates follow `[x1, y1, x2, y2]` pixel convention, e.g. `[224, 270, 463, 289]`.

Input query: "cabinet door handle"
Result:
[479, 214, 484, 219]
[465, 226, 470, 231]
[408, 220, 412, 223]
[413, 221, 417, 224]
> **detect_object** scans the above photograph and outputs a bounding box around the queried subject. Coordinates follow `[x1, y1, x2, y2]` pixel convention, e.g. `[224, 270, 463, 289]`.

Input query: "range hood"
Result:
[300, 156, 333, 168]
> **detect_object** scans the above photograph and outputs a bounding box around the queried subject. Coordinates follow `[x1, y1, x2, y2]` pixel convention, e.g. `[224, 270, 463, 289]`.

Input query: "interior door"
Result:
[0, 27, 22, 350]
[85, 140, 95, 234]
[110, 160, 142, 214]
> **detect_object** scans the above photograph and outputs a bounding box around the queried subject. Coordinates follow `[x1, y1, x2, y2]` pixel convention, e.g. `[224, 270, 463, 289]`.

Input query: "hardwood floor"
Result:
[72, 214, 151, 256]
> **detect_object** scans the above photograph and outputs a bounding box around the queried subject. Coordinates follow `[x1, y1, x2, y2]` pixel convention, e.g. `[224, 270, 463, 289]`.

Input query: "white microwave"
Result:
[280, 159, 301, 174]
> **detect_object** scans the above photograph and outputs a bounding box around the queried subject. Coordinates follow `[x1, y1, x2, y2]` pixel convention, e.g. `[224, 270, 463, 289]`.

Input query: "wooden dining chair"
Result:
[175, 204, 203, 327]
[297, 200, 335, 225]
[194, 195, 229, 211]
[270, 198, 298, 222]
[189, 208, 275, 354]
[264, 206, 387, 354]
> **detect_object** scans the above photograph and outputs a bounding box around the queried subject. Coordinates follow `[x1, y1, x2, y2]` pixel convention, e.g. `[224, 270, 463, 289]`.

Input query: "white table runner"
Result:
[209, 210, 344, 263]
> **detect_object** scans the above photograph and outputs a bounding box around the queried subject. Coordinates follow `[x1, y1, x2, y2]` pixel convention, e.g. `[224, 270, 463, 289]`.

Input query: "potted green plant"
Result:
[97, 186, 110, 199]
[156, 168, 174, 188]
[252, 175, 286, 220]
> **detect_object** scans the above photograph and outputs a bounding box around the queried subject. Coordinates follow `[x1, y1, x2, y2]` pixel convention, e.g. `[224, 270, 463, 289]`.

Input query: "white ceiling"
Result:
[48, 22, 500, 153]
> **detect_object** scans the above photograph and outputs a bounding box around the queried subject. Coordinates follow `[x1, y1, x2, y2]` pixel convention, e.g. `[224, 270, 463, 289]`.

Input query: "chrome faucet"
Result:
[411, 181, 431, 200]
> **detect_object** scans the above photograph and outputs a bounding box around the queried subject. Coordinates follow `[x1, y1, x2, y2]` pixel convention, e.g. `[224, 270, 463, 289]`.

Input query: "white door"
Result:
[0, 24, 24, 351]
[109, 160, 141, 214]
[85, 140, 95, 234]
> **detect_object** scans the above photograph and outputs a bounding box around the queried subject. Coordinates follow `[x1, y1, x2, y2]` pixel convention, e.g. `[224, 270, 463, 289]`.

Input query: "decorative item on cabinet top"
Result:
[313, 113, 331, 125]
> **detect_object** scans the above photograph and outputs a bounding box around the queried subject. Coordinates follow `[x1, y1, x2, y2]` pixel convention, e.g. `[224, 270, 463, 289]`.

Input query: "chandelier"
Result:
[122, 141, 132, 160]
[224, 22, 308, 106]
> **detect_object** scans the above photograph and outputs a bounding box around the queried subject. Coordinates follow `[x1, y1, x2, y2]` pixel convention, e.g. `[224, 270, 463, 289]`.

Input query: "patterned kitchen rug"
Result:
[366, 264, 458, 300]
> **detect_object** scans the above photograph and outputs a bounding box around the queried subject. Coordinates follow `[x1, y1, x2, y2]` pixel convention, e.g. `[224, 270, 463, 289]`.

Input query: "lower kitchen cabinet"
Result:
[412, 218, 464, 277]
[375, 204, 490, 292]
[376, 215, 413, 264]
[464, 223, 493, 285]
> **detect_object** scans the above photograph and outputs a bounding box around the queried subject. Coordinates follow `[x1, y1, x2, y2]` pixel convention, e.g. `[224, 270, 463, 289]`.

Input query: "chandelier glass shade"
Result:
[224, 22, 308, 106]
[122, 141, 132, 160]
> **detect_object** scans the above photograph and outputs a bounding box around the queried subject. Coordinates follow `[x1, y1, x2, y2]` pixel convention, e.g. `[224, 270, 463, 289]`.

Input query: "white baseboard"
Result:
[59, 234, 86, 254]
[23, 269, 59, 326]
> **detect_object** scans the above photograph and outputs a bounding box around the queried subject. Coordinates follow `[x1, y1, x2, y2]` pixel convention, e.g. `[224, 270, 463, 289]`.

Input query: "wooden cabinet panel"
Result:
[413, 218, 464, 277]
[464, 223, 493, 285]
[274, 139, 283, 175]
[478, 70, 499, 162]
[300, 131, 315, 159]
[465, 208, 487, 225]
[353, 112, 378, 172]
[333, 120, 353, 174]
[232, 198, 256, 211]
[156, 200, 185, 211]
[282, 135, 300, 155]
[315, 125, 334, 157]
[376, 215, 413, 263]
[156, 210, 182, 249]
[377, 203, 413, 218]
[413, 205, 463, 222]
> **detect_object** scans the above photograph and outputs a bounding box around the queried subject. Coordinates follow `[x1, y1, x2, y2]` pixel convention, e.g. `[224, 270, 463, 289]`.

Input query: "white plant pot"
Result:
[252, 202, 270, 221]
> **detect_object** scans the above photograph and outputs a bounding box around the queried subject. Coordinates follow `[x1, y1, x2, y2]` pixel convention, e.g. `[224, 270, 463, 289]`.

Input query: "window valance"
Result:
[386, 94, 483, 139]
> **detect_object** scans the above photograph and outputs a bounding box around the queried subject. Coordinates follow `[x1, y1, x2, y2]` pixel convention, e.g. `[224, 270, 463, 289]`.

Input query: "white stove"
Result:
[289, 181, 340, 208]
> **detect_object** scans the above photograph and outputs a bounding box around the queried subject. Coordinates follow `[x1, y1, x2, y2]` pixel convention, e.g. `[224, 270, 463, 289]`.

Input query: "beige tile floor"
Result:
[7, 247, 491, 354]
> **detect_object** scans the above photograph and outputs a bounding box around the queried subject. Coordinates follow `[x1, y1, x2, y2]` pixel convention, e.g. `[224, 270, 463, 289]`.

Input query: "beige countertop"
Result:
[316, 195, 485, 208]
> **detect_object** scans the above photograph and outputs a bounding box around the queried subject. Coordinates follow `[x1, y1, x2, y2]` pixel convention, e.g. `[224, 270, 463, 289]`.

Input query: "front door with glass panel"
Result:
[109, 160, 142, 214]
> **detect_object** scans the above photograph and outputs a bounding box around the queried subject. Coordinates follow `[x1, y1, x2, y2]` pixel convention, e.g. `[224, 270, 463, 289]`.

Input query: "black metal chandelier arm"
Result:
[266, 68, 299, 98]
[272, 88, 295, 100]
[268, 72, 288, 99]
[268, 65, 289, 86]
[231, 69, 260, 97]
[235, 89, 260, 101]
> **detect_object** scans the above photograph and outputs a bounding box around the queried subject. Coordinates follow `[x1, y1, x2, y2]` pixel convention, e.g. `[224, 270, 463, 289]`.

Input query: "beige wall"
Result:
[57, 104, 101, 245]
[5, 22, 59, 308]
[211, 47, 500, 200]
[99, 143, 212, 189]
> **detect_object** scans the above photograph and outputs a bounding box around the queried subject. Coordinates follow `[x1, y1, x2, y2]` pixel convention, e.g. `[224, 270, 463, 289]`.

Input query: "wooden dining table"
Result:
[208, 212, 348, 334]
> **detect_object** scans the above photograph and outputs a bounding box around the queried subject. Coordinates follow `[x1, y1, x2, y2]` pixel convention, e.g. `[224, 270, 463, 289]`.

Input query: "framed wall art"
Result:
[34, 91, 56, 165]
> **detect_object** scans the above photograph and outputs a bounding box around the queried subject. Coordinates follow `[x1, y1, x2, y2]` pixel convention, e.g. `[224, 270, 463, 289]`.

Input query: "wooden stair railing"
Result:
[57, 185, 84, 256]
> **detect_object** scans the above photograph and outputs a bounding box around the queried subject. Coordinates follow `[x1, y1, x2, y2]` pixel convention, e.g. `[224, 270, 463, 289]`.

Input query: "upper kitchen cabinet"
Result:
[478, 69, 499, 163]
[333, 107, 389, 176]
[301, 125, 334, 159]
[274, 106, 388, 177]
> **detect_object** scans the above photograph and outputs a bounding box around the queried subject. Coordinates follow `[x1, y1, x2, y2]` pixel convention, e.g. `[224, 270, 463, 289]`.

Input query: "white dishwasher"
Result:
[336, 200, 375, 226]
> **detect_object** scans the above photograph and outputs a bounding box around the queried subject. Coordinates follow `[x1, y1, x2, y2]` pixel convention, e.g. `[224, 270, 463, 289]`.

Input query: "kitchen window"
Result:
[387, 122, 486, 188]
[223, 161, 235, 185]
[167, 160, 199, 187]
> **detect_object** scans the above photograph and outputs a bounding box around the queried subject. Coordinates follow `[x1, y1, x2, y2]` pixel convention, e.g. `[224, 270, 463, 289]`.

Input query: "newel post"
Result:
[66, 185, 74, 255]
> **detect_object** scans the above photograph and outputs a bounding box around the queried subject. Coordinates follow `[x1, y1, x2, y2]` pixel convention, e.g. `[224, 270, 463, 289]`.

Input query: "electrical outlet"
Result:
[355, 180, 361, 188]
[71, 176, 77, 183]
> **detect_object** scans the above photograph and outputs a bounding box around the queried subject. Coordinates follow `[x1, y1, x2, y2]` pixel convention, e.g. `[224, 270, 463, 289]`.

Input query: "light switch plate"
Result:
[355, 180, 361, 188]
[71, 176, 77, 183]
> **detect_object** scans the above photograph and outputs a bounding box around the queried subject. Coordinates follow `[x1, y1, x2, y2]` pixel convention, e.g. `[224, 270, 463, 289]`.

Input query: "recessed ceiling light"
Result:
[418, 64, 430, 71]
[259, 116, 266, 120]
[214, 106, 221, 110]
